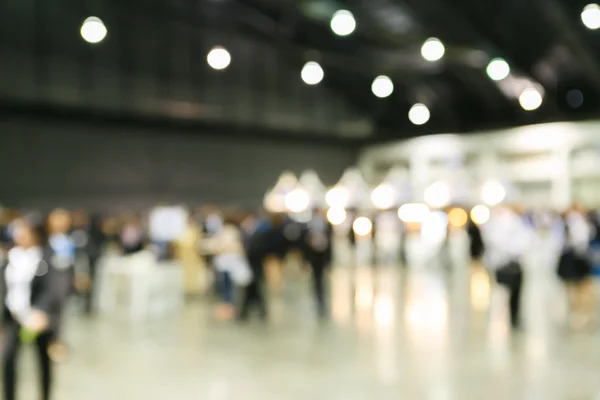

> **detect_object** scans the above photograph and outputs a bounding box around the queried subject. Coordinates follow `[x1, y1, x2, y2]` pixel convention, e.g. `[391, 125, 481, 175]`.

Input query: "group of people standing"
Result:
[467, 204, 597, 331]
[194, 209, 334, 322]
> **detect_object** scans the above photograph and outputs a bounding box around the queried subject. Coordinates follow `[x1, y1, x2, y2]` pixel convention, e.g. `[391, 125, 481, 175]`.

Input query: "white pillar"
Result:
[552, 148, 572, 211]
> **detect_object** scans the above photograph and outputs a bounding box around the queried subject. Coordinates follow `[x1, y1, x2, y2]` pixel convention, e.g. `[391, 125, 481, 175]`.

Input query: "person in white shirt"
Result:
[2, 216, 61, 400]
[481, 205, 531, 329]
[206, 213, 251, 320]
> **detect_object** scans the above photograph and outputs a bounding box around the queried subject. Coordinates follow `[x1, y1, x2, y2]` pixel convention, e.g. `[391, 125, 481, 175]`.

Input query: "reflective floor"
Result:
[13, 234, 600, 399]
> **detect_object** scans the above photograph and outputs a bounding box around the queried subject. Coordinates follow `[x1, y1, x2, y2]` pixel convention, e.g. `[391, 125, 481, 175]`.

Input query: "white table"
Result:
[97, 252, 184, 320]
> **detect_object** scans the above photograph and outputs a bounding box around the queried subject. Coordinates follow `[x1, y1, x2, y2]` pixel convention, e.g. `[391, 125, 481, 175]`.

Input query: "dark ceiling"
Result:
[1, 0, 599, 144]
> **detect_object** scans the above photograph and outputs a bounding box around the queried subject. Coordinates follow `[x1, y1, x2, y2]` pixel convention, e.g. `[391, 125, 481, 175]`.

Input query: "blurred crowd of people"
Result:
[0, 201, 599, 399]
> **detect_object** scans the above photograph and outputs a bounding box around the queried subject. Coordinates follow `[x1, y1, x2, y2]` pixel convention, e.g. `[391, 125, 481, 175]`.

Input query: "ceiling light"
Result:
[408, 103, 430, 125]
[582, 4, 600, 29]
[421, 38, 445, 62]
[519, 88, 543, 111]
[331, 10, 356, 36]
[371, 75, 394, 98]
[486, 58, 510, 81]
[207, 47, 231, 70]
[80, 17, 107, 44]
[301, 61, 324, 85]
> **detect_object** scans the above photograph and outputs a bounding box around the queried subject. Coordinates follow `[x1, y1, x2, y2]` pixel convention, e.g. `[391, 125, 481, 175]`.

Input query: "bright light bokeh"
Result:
[371, 184, 395, 209]
[424, 181, 451, 209]
[353, 217, 373, 236]
[481, 181, 506, 206]
[470, 205, 491, 225]
[330, 10, 356, 36]
[448, 208, 468, 228]
[327, 207, 347, 226]
[301, 61, 324, 85]
[582, 4, 600, 29]
[80, 17, 107, 44]
[421, 211, 448, 244]
[486, 58, 510, 81]
[264, 192, 286, 213]
[326, 187, 349, 208]
[285, 188, 310, 213]
[207, 47, 231, 70]
[519, 88, 543, 111]
[408, 103, 430, 125]
[398, 203, 430, 223]
[421, 38, 445, 62]
[372, 75, 394, 98]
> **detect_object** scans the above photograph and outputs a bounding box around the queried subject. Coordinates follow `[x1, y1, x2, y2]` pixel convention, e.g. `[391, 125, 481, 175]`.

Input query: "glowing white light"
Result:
[207, 47, 231, 70]
[582, 4, 600, 30]
[421, 38, 445, 62]
[80, 17, 107, 44]
[481, 181, 506, 206]
[327, 207, 347, 226]
[470, 205, 490, 225]
[326, 187, 349, 208]
[519, 88, 543, 111]
[486, 58, 510, 81]
[353, 217, 373, 236]
[408, 103, 430, 125]
[285, 188, 310, 213]
[398, 203, 430, 223]
[372, 75, 394, 98]
[330, 10, 356, 36]
[371, 184, 395, 209]
[301, 61, 324, 85]
[421, 211, 448, 243]
[424, 182, 451, 209]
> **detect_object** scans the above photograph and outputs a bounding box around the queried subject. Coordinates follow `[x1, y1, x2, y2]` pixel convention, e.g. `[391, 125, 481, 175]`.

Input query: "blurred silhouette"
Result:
[557, 207, 596, 329]
[2, 215, 62, 400]
[300, 209, 334, 317]
[482, 206, 530, 329]
[239, 213, 288, 321]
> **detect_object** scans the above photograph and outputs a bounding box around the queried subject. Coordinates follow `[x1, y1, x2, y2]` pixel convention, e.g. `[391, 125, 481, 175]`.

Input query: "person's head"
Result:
[48, 209, 72, 234]
[13, 216, 47, 249]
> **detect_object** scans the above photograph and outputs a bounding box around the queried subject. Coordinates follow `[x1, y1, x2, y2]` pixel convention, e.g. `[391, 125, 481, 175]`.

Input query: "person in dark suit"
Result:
[2, 215, 62, 400]
[300, 209, 334, 317]
[239, 213, 289, 321]
[466, 217, 485, 263]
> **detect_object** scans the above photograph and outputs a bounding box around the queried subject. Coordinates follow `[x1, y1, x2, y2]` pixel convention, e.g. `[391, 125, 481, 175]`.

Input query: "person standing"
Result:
[239, 213, 288, 321]
[481, 205, 530, 329]
[557, 207, 595, 329]
[2, 215, 62, 400]
[300, 209, 334, 317]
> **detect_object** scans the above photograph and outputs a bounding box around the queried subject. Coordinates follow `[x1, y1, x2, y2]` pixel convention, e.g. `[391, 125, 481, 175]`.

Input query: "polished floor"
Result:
[12, 233, 600, 399]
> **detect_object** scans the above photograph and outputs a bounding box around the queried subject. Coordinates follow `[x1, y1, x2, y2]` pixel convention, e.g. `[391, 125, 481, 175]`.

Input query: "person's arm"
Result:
[31, 255, 61, 317]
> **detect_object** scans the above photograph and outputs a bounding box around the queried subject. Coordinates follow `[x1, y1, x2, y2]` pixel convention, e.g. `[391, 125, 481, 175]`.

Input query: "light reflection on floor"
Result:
[10, 234, 600, 399]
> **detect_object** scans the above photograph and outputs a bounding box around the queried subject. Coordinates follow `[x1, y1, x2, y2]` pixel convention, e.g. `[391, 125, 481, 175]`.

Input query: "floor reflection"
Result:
[14, 235, 600, 399]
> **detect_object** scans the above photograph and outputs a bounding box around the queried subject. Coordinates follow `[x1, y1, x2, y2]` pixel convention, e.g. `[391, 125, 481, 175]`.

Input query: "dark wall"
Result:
[0, 117, 357, 211]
